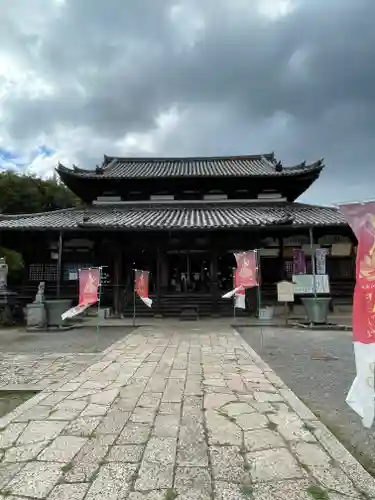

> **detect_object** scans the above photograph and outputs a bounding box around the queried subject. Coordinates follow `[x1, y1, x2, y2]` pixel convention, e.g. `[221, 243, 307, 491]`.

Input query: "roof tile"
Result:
[58, 155, 323, 179]
[0, 202, 347, 230]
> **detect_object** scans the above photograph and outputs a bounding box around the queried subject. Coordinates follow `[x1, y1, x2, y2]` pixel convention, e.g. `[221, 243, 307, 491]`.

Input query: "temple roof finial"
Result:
[275, 160, 283, 172]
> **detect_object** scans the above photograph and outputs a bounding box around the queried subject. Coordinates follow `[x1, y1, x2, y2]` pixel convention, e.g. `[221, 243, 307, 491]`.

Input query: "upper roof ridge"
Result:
[102, 152, 275, 164]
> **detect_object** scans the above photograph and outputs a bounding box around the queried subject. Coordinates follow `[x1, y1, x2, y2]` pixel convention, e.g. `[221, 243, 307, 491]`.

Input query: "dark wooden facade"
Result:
[0, 153, 355, 316]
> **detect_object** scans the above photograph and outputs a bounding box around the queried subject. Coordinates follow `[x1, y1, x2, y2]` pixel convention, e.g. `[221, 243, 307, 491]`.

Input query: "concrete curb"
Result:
[231, 326, 375, 497]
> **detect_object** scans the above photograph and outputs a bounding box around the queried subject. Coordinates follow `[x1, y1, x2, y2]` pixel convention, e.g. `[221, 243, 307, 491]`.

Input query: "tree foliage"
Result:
[0, 171, 81, 214]
[0, 246, 24, 272]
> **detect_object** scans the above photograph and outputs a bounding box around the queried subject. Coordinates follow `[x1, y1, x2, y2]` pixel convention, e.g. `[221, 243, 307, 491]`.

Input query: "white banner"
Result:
[139, 296, 153, 308]
[346, 343, 375, 428]
[61, 303, 90, 320]
[222, 286, 244, 299]
[292, 274, 330, 294]
[315, 248, 329, 275]
[235, 294, 246, 309]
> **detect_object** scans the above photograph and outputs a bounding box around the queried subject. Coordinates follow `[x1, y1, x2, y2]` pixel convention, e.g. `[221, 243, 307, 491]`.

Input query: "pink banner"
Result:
[234, 251, 258, 289]
[339, 202, 375, 428]
[79, 268, 100, 306]
[339, 203, 375, 344]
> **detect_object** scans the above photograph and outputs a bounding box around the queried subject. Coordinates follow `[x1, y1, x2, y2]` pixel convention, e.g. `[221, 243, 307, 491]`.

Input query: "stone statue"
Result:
[27, 281, 46, 329]
[0, 257, 8, 292]
[34, 282, 45, 303]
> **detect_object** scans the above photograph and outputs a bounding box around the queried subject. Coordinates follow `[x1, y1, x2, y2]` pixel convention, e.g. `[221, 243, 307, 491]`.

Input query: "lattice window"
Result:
[28, 263, 57, 282]
[284, 260, 293, 278]
[284, 258, 313, 277]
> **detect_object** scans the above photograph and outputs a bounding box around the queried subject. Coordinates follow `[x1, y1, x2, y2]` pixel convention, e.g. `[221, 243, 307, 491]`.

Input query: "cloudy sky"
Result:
[0, 0, 374, 205]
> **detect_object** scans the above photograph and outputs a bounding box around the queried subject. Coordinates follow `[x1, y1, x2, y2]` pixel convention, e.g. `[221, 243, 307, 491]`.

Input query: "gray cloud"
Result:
[1, 0, 375, 203]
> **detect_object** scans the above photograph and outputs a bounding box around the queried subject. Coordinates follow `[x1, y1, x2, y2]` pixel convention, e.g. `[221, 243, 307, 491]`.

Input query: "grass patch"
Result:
[306, 485, 329, 500]
[0, 390, 38, 419]
[266, 421, 278, 432]
[303, 422, 316, 432]
[240, 485, 253, 498]
[61, 462, 74, 474]
[165, 488, 178, 500]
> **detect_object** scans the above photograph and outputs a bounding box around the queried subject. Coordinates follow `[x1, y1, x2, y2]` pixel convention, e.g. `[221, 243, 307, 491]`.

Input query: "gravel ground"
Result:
[0, 326, 135, 354]
[238, 325, 375, 476]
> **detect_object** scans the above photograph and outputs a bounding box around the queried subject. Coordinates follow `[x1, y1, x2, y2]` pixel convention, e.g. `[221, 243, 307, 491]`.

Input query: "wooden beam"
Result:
[56, 231, 63, 298]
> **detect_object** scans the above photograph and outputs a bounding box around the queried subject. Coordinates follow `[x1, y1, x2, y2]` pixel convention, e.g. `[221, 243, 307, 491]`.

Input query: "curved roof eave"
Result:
[56, 158, 324, 180]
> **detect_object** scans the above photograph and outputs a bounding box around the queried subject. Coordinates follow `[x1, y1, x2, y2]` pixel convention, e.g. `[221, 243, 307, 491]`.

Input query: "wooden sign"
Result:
[331, 243, 352, 256]
[261, 237, 279, 247]
[277, 281, 295, 302]
[318, 234, 351, 245]
[283, 235, 309, 247]
[259, 248, 280, 257]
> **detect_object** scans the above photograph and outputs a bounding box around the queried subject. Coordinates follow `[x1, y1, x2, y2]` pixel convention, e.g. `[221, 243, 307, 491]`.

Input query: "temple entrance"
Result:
[167, 251, 210, 292]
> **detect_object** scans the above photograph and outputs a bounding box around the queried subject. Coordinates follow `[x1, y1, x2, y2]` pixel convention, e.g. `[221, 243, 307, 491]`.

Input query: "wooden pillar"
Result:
[159, 249, 168, 291]
[113, 245, 123, 317]
[210, 247, 220, 316]
[156, 246, 162, 315]
[56, 231, 63, 298]
[309, 227, 317, 297]
[278, 236, 285, 281]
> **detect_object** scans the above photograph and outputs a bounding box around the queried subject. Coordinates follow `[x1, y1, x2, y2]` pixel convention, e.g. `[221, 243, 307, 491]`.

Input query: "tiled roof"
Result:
[0, 202, 347, 230]
[57, 154, 324, 179]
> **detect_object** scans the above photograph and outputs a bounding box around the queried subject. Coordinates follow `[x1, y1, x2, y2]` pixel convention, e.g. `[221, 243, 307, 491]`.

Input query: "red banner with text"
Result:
[79, 268, 100, 306]
[234, 251, 258, 289]
[135, 270, 152, 307]
[339, 202, 375, 428]
[61, 267, 100, 321]
[339, 203, 375, 344]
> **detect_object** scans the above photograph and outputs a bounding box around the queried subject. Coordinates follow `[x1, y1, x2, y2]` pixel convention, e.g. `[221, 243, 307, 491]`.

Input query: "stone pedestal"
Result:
[45, 299, 72, 328]
[26, 303, 47, 329]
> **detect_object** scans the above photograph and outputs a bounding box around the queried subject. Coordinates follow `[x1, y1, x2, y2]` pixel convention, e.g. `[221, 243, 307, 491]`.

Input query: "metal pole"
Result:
[56, 231, 63, 298]
[284, 301, 288, 326]
[96, 266, 102, 349]
[256, 249, 264, 350]
[309, 227, 317, 298]
[233, 266, 236, 320]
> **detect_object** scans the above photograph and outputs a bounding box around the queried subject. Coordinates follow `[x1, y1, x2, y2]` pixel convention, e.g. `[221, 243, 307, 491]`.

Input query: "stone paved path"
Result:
[0, 324, 374, 499]
[0, 353, 100, 390]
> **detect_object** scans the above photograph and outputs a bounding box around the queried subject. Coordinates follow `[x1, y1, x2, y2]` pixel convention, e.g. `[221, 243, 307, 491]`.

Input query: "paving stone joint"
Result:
[0, 323, 373, 499]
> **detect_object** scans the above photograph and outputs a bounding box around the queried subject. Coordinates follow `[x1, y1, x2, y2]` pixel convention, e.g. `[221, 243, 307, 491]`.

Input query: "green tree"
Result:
[0, 172, 81, 214]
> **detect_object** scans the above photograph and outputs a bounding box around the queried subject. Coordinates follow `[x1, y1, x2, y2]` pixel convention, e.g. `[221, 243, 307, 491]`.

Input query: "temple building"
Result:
[0, 153, 355, 317]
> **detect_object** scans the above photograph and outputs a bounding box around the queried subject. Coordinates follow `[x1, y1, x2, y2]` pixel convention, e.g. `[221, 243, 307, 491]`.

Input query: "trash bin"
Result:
[45, 299, 72, 328]
[301, 297, 331, 324]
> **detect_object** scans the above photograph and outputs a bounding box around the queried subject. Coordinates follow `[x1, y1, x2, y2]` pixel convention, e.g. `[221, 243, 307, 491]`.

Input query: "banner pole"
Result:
[96, 266, 103, 349]
[133, 268, 136, 327]
[232, 267, 236, 321]
[255, 249, 264, 350]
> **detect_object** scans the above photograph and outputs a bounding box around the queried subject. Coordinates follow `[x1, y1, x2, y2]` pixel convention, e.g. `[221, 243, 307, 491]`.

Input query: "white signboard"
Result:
[69, 271, 78, 281]
[292, 274, 330, 294]
[277, 281, 295, 302]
